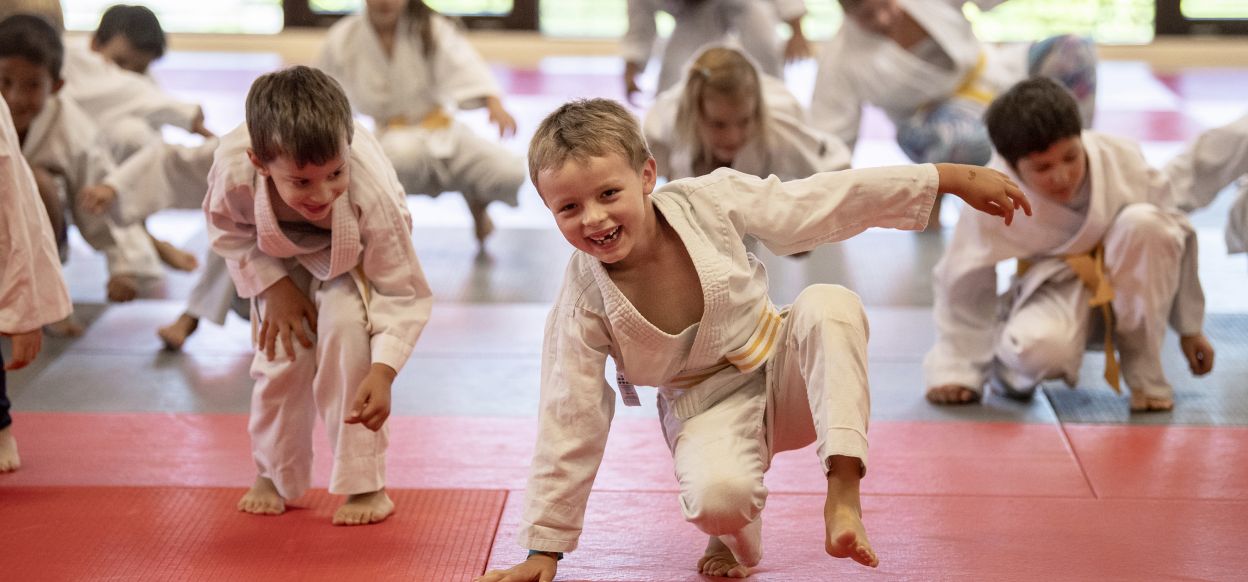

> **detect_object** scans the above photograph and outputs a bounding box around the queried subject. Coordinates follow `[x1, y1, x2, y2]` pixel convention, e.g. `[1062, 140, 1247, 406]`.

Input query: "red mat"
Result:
[0, 487, 505, 582]
[2, 414, 1091, 498]
[1065, 424, 1248, 500]
[486, 490, 1248, 581]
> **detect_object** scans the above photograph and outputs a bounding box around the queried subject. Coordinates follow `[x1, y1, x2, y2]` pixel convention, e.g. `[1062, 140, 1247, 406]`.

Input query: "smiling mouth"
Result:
[588, 226, 621, 246]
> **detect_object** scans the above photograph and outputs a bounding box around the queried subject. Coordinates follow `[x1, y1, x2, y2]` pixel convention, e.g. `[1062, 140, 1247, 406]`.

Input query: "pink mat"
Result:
[0, 487, 505, 582]
[3, 414, 1090, 498]
[486, 490, 1248, 581]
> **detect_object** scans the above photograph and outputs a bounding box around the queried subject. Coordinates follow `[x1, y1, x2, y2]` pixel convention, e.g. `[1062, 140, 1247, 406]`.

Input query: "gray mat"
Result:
[1046, 314, 1248, 425]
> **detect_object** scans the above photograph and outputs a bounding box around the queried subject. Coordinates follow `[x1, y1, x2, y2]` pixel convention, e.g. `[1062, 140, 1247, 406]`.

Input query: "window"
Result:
[63, 0, 283, 34]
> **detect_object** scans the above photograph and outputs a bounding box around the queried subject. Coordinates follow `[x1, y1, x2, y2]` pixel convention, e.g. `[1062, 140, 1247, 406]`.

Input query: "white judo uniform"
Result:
[518, 165, 939, 559]
[205, 123, 433, 499]
[644, 72, 850, 180]
[924, 132, 1205, 401]
[812, 0, 1019, 149]
[21, 93, 161, 279]
[319, 13, 524, 209]
[104, 137, 237, 325]
[1164, 112, 1248, 258]
[625, 0, 806, 94]
[1, 96, 72, 335]
[61, 44, 203, 163]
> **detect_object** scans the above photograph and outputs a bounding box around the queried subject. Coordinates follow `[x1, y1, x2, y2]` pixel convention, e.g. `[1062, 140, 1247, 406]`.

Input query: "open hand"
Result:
[486, 96, 518, 139]
[259, 277, 317, 362]
[936, 163, 1032, 226]
[475, 555, 558, 582]
[1180, 333, 1215, 376]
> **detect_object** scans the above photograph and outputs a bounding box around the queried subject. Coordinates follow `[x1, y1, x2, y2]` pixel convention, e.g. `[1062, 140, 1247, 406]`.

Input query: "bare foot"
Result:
[45, 315, 85, 338]
[824, 504, 878, 568]
[157, 313, 200, 351]
[925, 384, 980, 405]
[697, 536, 750, 578]
[1130, 394, 1174, 413]
[469, 201, 495, 249]
[0, 426, 21, 473]
[332, 488, 394, 526]
[152, 239, 199, 272]
[107, 275, 140, 302]
[237, 476, 286, 515]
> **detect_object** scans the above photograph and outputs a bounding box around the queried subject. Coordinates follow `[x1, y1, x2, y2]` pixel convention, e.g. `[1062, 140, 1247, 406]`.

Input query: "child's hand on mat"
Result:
[3, 329, 43, 371]
[475, 554, 558, 582]
[347, 364, 395, 431]
[259, 277, 317, 362]
[936, 163, 1032, 226]
[1180, 333, 1215, 376]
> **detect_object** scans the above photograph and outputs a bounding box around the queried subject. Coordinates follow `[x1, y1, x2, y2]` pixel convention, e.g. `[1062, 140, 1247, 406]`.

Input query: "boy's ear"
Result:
[641, 157, 658, 196]
[246, 148, 270, 177]
[89, 35, 101, 51]
[50, 79, 65, 94]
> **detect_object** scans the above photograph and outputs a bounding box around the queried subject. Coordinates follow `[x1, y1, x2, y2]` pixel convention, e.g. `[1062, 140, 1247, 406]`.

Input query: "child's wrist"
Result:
[527, 549, 563, 562]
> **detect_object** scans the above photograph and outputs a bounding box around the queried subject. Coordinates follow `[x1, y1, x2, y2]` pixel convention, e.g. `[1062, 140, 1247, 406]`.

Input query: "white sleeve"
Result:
[1163, 113, 1248, 212]
[622, 0, 660, 67]
[810, 38, 865, 148]
[771, 0, 807, 22]
[0, 107, 72, 333]
[923, 208, 1004, 390]
[105, 138, 216, 225]
[704, 164, 938, 256]
[1227, 184, 1248, 254]
[354, 138, 434, 373]
[769, 115, 853, 179]
[517, 299, 615, 554]
[203, 144, 289, 299]
[642, 89, 677, 179]
[1166, 211, 1206, 337]
[430, 17, 502, 109]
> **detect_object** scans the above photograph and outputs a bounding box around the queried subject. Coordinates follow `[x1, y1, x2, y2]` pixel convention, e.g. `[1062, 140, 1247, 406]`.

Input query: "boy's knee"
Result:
[1109, 204, 1184, 254]
[681, 474, 763, 536]
[107, 118, 158, 161]
[792, 285, 867, 336]
[997, 323, 1081, 379]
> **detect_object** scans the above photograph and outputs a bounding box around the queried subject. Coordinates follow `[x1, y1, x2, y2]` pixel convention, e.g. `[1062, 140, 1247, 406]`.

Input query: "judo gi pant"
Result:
[656, 0, 784, 94]
[187, 252, 245, 325]
[994, 204, 1189, 400]
[659, 285, 870, 565]
[378, 122, 524, 209]
[248, 268, 385, 500]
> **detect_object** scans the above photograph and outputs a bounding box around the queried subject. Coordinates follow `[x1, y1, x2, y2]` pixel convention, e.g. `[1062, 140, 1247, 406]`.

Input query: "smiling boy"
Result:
[924, 77, 1215, 412]
[204, 66, 433, 525]
[478, 98, 1030, 581]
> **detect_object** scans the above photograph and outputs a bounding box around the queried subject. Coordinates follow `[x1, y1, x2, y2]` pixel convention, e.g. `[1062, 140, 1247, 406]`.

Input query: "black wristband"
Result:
[527, 549, 564, 561]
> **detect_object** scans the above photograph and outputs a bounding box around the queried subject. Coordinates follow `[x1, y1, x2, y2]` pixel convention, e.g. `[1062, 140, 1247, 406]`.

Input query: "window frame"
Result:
[283, 0, 538, 30]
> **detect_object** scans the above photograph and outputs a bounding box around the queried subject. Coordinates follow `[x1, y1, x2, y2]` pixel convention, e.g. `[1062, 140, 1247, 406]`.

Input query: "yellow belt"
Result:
[385, 107, 452, 131]
[1018, 244, 1121, 392]
[952, 52, 995, 107]
[667, 303, 785, 389]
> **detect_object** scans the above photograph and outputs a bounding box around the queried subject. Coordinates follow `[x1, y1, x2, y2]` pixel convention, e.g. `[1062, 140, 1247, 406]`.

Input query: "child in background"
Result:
[205, 66, 433, 525]
[0, 92, 73, 472]
[1164, 112, 1248, 266]
[644, 45, 849, 181]
[0, 13, 163, 313]
[319, 0, 525, 252]
[623, 0, 811, 102]
[924, 77, 1214, 412]
[478, 98, 1029, 581]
